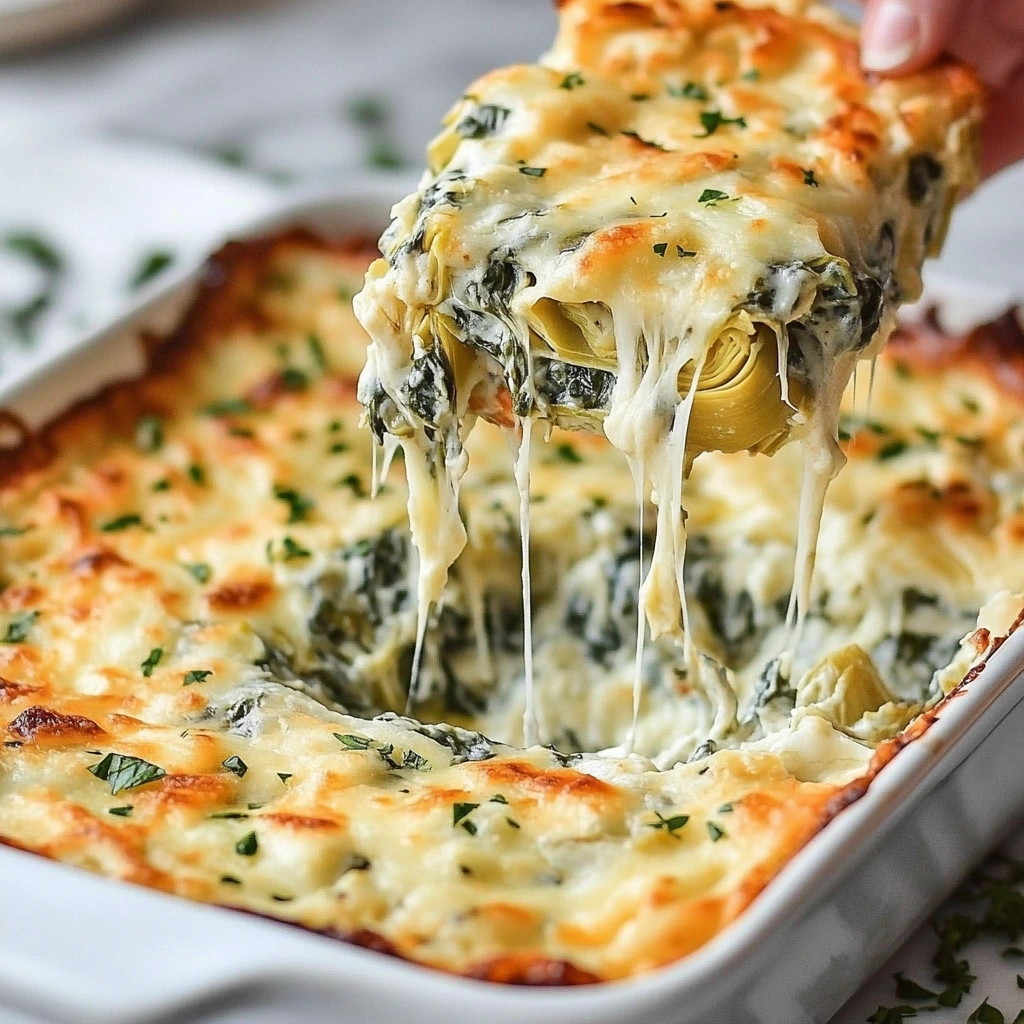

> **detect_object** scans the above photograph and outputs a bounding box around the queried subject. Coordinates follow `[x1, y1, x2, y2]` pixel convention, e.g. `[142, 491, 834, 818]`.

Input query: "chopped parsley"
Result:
[0, 526, 27, 538]
[695, 110, 746, 137]
[307, 332, 327, 373]
[698, 188, 732, 206]
[235, 831, 258, 856]
[140, 647, 163, 677]
[453, 802, 480, 835]
[128, 250, 175, 291]
[222, 755, 248, 777]
[741, 68, 761, 81]
[963, 396, 981, 414]
[668, 81, 707, 101]
[279, 367, 309, 392]
[560, 71, 585, 90]
[108, 806, 133, 817]
[183, 670, 212, 686]
[677, 245, 697, 257]
[337, 473, 366, 497]
[151, 479, 170, 492]
[335, 733, 373, 750]
[277, 772, 292, 783]
[2, 610, 38, 644]
[718, 802, 734, 813]
[556, 442, 584, 463]
[706, 821, 727, 841]
[489, 794, 508, 805]
[220, 875, 242, 886]
[88, 752, 166, 794]
[210, 811, 249, 820]
[653, 242, 668, 257]
[893, 973, 936, 1000]
[329, 442, 349, 454]
[135, 414, 163, 452]
[518, 166, 547, 177]
[5, 230, 63, 273]
[280, 536, 312, 561]
[101, 513, 142, 532]
[916, 426, 942, 445]
[187, 463, 206, 485]
[587, 121, 610, 136]
[201, 397, 251, 417]
[877, 440, 909, 461]
[630, 92, 651, 101]
[802, 168, 820, 187]
[273, 485, 314, 523]
[456, 104, 511, 139]
[183, 562, 211, 584]
[506, 817, 521, 829]
[648, 811, 690, 838]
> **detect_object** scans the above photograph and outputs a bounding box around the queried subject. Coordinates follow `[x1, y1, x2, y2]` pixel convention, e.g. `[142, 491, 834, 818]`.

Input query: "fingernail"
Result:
[862, 0, 920, 71]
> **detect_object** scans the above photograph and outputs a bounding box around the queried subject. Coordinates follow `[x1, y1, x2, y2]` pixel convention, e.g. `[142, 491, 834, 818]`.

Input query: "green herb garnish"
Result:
[668, 81, 707, 100]
[335, 733, 373, 750]
[140, 647, 163, 677]
[653, 242, 668, 257]
[878, 440, 909, 461]
[695, 110, 746, 137]
[519, 166, 547, 177]
[183, 562, 211, 584]
[108, 806, 133, 817]
[88, 752, 166, 794]
[277, 773, 292, 783]
[802, 168, 820, 187]
[280, 536, 311, 560]
[202, 397, 251, 417]
[183, 670, 212, 686]
[2, 610, 38, 644]
[235, 831, 258, 856]
[556, 442, 584, 463]
[5, 231, 63, 272]
[621, 129, 667, 150]
[101, 514, 142, 532]
[128, 250, 175, 291]
[706, 821, 727, 841]
[698, 188, 731, 206]
[648, 811, 690, 838]
[560, 72, 585, 90]
[222, 755, 248, 777]
[676, 245, 697, 257]
[307, 333, 327, 373]
[453, 802, 480, 835]
[587, 121, 610, 136]
[273, 485, 314, 524]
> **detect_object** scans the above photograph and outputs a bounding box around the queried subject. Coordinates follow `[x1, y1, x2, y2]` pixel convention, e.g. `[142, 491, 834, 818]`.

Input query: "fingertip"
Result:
[860, 0, 961, 76]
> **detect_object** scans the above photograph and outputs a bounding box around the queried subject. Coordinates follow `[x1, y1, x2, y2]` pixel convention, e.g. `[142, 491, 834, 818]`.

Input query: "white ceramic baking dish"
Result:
[1, 183, 1023, 1024]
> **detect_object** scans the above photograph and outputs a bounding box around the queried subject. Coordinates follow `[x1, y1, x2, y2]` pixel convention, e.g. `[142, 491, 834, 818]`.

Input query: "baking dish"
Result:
[1, 181, 1023, 1024]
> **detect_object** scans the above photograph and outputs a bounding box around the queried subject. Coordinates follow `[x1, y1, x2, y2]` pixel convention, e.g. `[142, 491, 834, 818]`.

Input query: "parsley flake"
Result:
[741, 68, 761, 81]
[695, 110, 746, 137]
[2, 610, 38, 644]
[677, 245, 697, 257]
[653, 242, 668, 257]
[280, 536, 311, 561]
[307, 332, 327, 373]
[223, 755, 248, 777]
[878, 440, 909, 461]
[273, 485, 314, 524]
[128, 250, 175, 291]
[560, 72, 585, 90]
[707, 821, 727, 841]
[140, 647, 163, 677]
[277, 772, 292, 783]
[519, 166, 547, 177]
[556, 442, 584, 463]
[187, 463, 206, 485]
[668, 81, 708, 101]
[621, 129, 667, 150]
[453, 802, 479, 834]
[335, 733, 374, 750]
[802, 168, 820, 187]
[183, 670, 212, 686]
[201, 398, 251, 417]
[490, 794, 509, 805]
[235, 831, 258, 856]
[183, 562, 211, 584]
[88, 752, 166, 794]
[586, 121, 610, 136]
[456, 104, 511, 139]
[108, 806, 133, 817]
[698, 188, 731, 206]
[648, 811, 689, 838]
[220, 875, 242, 886]
[101, 514, 142, 532]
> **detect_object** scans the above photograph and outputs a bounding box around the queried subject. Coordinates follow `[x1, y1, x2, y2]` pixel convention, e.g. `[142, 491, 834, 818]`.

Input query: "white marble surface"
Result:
[0, 2, 1022, 1021]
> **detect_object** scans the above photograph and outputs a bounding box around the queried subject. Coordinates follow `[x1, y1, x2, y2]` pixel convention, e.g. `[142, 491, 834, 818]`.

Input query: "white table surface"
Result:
[0, 2, 1022, 1021]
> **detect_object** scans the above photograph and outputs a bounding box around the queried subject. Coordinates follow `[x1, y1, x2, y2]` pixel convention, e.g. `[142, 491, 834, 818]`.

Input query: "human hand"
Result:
[860, 0, 1024, 177]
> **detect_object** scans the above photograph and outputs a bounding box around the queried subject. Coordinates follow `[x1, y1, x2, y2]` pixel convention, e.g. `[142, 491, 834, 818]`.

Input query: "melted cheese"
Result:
[0, 233, 1018, 984]
[354, 0, 983, 671]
